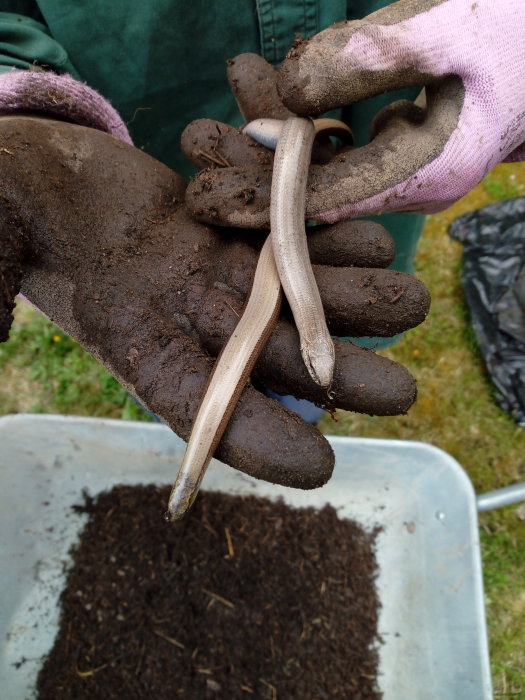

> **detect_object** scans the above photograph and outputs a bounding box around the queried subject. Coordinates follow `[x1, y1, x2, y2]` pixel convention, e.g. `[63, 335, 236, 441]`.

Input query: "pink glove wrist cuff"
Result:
[0, 69, 132, 144]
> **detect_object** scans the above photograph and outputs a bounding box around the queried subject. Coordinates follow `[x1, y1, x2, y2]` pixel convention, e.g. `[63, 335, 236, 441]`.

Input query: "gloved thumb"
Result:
[277, 2, 450, 116]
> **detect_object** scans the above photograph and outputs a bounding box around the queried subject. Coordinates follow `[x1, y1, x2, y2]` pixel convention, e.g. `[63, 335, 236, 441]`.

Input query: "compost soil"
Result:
[37, 485, 383, 699]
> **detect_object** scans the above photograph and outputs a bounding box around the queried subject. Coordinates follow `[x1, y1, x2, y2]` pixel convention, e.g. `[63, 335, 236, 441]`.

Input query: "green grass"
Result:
[1, 163, 525, 696]
[480, 512, 525, 698]
[483, 170, 525, 202]
[0, 307, 153, 421]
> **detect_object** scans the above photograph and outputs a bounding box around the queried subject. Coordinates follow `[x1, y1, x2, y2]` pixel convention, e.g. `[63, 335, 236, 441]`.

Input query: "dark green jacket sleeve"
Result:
[0, 11, 79, 77]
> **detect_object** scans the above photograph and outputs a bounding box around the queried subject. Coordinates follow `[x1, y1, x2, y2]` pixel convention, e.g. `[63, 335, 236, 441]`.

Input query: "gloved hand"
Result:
[0, 115, 429, 488]
[185, 0, 525, 227]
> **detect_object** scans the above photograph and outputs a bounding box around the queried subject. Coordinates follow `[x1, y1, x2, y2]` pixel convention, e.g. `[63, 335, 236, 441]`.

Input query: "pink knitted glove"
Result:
[185, 1, 525, 228]
[0, 69, 131, 143]
[276, 0, 525, 220]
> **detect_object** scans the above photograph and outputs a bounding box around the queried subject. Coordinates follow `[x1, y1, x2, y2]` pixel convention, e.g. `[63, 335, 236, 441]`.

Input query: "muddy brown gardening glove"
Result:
[0, 115, 429, 488]
[185, 0, 525, 227]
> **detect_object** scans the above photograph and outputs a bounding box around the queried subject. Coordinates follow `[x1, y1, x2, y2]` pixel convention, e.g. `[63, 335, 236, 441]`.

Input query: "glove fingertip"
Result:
[307, 219, 395, 268]
[218, 388, 335, 489]
[186, 166, 271, 229]
[277, 40, 320, 116]
[277, 26, 358, 116]
[227, 53, 293, 122]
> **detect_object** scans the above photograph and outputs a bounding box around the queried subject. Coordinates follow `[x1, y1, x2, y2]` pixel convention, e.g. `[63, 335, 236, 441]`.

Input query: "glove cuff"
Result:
[0, 69, 132, 144]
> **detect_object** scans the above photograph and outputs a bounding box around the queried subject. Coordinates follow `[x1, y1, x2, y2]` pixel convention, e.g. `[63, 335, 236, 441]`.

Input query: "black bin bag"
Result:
[449, 197, 525, 425]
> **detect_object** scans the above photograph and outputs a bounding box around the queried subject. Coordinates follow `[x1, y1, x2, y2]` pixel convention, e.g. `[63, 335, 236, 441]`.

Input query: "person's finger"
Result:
[185, 163, 272, 228]
[181, 119, 272, 171]
[260, 329, 418, 417]
[277, 2, 450, 117]
[193, 221, 398, 332]
[188, 276, 426, 415]
[199, 231, 428, 338]
[226, 53, 293, 122]
[314, 265, 430, 337]
[225, 219, 397, 269]
[181, 111, 342, 177]
[305, 219, 395, 268]
[193, 265, 429, 349]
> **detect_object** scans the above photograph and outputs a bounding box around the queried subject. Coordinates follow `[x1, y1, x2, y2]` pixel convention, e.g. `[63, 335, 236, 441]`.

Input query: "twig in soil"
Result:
[190, 516, 218, 537]
[194, 147, 231, 168]
[389, 289, 404, 303]
[260, 677, 278, 699]
[270, 636, 276, 661]
[202, 588, 235, 609]
[224, 526, 235, 557]
[225, 299, 241, 318]
[75, 661, 110, 677]
[135, 643, 146, 675]
[152, 629, 186, 649]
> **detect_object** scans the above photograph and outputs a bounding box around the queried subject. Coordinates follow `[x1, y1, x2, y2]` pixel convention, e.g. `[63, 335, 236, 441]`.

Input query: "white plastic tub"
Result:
[0, 414, 492, 699]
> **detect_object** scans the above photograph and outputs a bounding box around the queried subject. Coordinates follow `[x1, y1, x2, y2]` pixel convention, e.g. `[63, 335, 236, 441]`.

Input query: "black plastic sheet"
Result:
[449, 198, 525, 425]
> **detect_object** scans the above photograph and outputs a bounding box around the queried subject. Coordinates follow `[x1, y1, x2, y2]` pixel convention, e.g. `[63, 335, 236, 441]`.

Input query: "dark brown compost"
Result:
[37, 485, 383, 699]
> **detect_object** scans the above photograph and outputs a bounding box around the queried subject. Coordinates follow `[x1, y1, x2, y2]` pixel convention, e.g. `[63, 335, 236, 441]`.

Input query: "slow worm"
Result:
[168, 116, 352, 521]
[168, 236, 281, 519]
[268, 117, 334, 387]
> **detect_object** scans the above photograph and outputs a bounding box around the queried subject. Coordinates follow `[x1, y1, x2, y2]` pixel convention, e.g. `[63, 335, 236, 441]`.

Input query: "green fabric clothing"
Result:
[0, 0, 425, 348]
[0, 1, 348, 173]
[0, 11, 78, 74]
